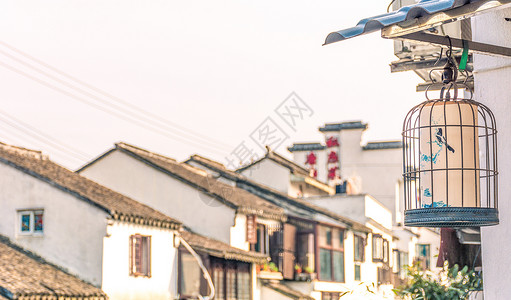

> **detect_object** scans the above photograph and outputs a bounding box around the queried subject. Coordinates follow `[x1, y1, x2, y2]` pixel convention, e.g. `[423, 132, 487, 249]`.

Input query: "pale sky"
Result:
[0, 0, 424, 169]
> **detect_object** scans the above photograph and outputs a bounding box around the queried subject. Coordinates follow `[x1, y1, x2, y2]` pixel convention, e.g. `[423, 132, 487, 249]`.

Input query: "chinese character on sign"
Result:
[310, 168, 318, 178]
[326, 136, 339, 148]
[250, 117, 289, 151]
[305, 151, 317, 165]
[328, 151, 339, 163]
[328, 166, 338, 180]
[275, 92, 313, 131]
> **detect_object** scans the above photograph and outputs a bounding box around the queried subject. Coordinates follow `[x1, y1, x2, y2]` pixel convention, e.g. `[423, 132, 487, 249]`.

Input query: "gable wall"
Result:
[80, 150, 236, 244]
[0, 161, 108, 286]
[240, 159, 291, 195]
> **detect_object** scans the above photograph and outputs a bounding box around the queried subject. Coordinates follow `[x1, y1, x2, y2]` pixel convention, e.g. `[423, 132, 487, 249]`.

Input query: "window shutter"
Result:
[282, 223, 297, 280]
[246, 215, 257, 244]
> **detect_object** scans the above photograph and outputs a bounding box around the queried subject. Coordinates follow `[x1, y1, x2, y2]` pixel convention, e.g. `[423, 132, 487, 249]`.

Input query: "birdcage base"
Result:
[404, 207, 499, 228]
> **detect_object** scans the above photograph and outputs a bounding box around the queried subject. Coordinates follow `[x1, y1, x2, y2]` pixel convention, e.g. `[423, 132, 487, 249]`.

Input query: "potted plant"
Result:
[294, 264, 303, 274]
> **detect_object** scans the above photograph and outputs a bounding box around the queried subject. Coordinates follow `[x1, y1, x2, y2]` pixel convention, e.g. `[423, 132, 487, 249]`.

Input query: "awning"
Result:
[324, 0, 511, 45]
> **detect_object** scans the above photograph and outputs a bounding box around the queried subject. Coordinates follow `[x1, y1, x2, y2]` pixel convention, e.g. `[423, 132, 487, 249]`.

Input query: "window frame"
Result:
[416, 244, 431, 269]
[354, 234, 365, 262]
[17, 209, 44, 236]
[372, 234, 389, 263]
[129, 234, 151, 277]
[211, 258, 252, 300]
[322, 292, 341, 300]
[317, 224, 345, 282]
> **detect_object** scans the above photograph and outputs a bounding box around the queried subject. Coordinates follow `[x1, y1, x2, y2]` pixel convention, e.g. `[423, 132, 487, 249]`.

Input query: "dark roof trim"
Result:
[76, 148, 116, 173]
[287, 143, 326, 152]
[117, 146, 286, 222]
[362, 141, 403, 150]
[189, 155, 370, 233]
[179, 231, 269, 264]
[0, 156, 111, 215]
[0, 153, 181, 231]
[261, 281, 315, 300]
[319, 121, 368, 132]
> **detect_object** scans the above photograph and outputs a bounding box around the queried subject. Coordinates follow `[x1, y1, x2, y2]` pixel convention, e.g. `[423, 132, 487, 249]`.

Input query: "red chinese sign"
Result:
[326, 136, 339, 148]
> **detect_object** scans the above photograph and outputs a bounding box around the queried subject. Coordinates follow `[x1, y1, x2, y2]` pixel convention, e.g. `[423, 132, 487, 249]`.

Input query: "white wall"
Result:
[102, 221, 177, 300]
[473, 8, 511, 297]
[291, 149, 328, 183]
[0, 161, 108, 286]
[240, 159, 290, 194]
[80, 150, 236, 244]
[307, 194, 393, 230]
[230, 213, 249, 251]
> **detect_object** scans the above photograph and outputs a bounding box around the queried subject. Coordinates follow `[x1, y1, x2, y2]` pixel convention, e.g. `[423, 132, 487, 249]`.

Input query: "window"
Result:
[354, 264, 361, 281]
[322, 292, 340, 300]
[251, 224, 269, 255]
[212, 259, 251, 300]
[129, 234, 151, 277]
[416, 244, 431, 269]
[372, 234, 389, 263]
[354, 235, 365, 262]
[318, 225, 344, 282]
[18, 210, 44, 235]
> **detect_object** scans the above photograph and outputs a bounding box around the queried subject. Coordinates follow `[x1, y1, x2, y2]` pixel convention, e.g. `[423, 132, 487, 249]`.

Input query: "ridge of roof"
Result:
[0, 235, 107, 300]
[179, 230, 268, 265]
[363, 141, 403, 150]
[0, 143, 181, 230]
[236, 148, 334, 195]
[261, 281, 315, 300]
[115, 143, 286, 222]
[187, 155, 370, 233]
[319, 121, 368, 132]
[287, 142, 326, 152]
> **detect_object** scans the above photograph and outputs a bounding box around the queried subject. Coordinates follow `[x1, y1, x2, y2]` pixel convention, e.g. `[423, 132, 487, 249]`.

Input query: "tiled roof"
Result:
[287, 143, 326, 152]
[237, 148, 334, 195]
[180, 230, 268, 264]
[324, 0, 511, 45]
[0, 236, 107, 300]
[319, 121, 368, 132]
[0, 143, 181, 230]
[262, 281, 315, 300]
[115, 143, 286, 222]
[187, 155, 370, 233]
[363, 141, 403, 150]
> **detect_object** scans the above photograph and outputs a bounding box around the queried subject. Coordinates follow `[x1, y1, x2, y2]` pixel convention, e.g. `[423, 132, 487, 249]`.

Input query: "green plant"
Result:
[393, 261, 482, 300]
[304, 266, 314, 274]
[294, 264, 302, 273]
[268, 262, 279, 272]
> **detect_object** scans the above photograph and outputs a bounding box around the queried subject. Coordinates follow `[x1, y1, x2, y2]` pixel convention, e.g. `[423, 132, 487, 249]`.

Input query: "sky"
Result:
[0, 0, 425, 170]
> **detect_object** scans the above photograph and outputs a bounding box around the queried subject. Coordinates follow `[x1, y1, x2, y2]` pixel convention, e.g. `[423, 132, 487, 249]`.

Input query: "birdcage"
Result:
[402, 42, 498, 228]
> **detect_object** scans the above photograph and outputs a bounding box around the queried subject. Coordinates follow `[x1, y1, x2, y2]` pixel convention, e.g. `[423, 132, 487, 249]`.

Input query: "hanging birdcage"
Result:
[402, 40, 499, 228]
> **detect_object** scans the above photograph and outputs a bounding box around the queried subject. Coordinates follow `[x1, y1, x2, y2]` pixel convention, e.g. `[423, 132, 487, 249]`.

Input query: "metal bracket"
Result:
[389, 32, 511, 58]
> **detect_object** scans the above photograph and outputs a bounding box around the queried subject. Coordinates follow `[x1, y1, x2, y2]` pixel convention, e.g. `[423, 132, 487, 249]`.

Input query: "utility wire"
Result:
[0, 60, 228, 157]
[0, 41, 233, 152]
[0, 49, 230, 153]
[0, 109, 90, 159]
[0, 121, 84, 163]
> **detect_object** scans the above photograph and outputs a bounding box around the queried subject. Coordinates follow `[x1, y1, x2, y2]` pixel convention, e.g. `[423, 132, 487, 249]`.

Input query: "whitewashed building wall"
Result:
[79, 150, 236, 244]
[472, 7, 511, 299]
[102, 221, 178, 300]
[0, 161, 108, 286]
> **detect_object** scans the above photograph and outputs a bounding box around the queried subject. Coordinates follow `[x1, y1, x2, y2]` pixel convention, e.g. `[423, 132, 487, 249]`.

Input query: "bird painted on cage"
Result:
[435, 128, 455, 153]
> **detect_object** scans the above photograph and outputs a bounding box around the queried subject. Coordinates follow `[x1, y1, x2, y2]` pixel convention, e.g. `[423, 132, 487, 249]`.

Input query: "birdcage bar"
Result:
[402, 96, 499, 228]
